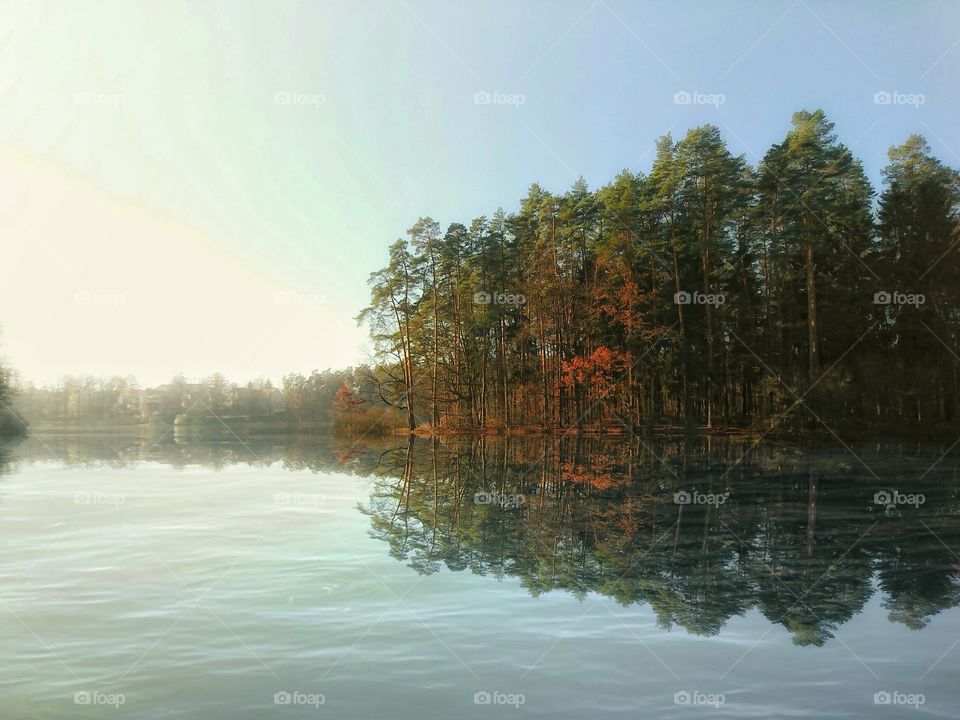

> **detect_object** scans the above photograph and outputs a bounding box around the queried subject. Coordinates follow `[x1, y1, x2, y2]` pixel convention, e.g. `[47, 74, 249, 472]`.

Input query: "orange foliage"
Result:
[561, 347, 632, 399]
[561, 454, 630, 490]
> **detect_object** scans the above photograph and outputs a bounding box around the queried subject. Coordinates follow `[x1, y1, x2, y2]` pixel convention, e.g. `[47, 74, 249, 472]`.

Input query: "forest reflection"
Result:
[7, 433, 960, 647]
[362, 436, 960, 647]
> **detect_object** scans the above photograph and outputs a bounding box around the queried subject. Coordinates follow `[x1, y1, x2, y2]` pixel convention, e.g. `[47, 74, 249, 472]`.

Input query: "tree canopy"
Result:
[361, 112, 960, 433]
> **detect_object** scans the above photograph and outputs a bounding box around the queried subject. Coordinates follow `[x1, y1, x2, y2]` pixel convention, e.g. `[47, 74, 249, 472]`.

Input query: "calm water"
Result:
[1, 434, 959, 718]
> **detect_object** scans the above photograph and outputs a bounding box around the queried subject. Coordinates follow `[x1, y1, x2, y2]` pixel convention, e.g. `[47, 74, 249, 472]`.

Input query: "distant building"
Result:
[136, 381, 276, 419]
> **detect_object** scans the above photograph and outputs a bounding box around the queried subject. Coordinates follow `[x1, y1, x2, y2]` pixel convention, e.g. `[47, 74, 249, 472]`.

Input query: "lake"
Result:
[1, 433, 958, 718]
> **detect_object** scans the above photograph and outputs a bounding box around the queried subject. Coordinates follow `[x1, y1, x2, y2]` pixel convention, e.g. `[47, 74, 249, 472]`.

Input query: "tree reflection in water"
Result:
[8, 432, 959, 647]
[359, 435, 960, 647]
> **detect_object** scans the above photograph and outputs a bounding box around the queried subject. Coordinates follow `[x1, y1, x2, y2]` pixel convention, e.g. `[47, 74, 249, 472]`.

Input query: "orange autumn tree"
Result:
[333, 381, 367, 414]
[582, 256, 676, 428]
[561, 346, 632, 425]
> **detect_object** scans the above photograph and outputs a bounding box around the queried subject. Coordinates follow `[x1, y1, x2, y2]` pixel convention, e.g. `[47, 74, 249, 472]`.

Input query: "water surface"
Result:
[1, 434, 958, 718]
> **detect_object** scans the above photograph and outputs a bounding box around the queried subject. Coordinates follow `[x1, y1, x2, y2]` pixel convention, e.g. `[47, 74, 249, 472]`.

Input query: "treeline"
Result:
[361, 111, 960, 434]
[0, 358, 25, 437]
[12, 368, 400, 434]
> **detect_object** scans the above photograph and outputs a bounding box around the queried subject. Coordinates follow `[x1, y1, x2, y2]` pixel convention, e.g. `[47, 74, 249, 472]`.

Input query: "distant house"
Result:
[117, 388, 142, 415]
[139, 386, 166, 418]
[138, 382, 211, 418]
[136, 380, 275, 419]
[230, 385, 281, 416]
[183, 383, 210, 404]
[265, 387, 283, 413]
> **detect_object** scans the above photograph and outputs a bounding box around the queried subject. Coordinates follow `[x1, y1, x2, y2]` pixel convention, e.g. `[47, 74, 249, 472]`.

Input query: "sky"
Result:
[1, 0, 958, 387]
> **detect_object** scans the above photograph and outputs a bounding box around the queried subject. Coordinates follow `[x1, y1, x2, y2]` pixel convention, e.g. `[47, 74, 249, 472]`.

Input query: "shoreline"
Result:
[390, 422, 960, 442]
[15, 420, 960, 443]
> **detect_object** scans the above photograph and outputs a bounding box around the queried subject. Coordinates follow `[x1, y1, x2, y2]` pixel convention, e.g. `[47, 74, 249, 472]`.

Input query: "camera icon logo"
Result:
[674, 491, 692, 505]
[673, 91, 692, 105]
[873, 91, 892, 105]
[474, 691, 492, 705]
[473, 291, 492, 305]
[874, 491, 893, 505]
[674, 291, 691, 305]
[474, 91, 492, 105]
[274, 691, 292, 705]
[873, 291, 892, 305]
[674, 691, 692, 705]
[74, 692, 91, 705]
[874, 691, 892, 705]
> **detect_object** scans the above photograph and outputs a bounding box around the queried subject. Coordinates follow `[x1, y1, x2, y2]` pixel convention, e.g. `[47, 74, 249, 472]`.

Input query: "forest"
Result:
[360, 111, 960, 435]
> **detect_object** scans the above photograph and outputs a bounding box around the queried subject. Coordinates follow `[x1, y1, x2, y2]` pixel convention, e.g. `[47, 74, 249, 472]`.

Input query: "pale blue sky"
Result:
[2, 0, 959, 384]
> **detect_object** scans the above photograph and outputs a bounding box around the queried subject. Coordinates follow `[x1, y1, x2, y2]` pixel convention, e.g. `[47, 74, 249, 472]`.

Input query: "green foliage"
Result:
[360, 111, 960, 432]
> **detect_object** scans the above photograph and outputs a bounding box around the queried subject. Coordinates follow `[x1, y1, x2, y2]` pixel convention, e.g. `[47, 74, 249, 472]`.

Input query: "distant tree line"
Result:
[12, 367, 394, 433]
[361, 111, 960, 433]
[0, 358, 25, 437]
